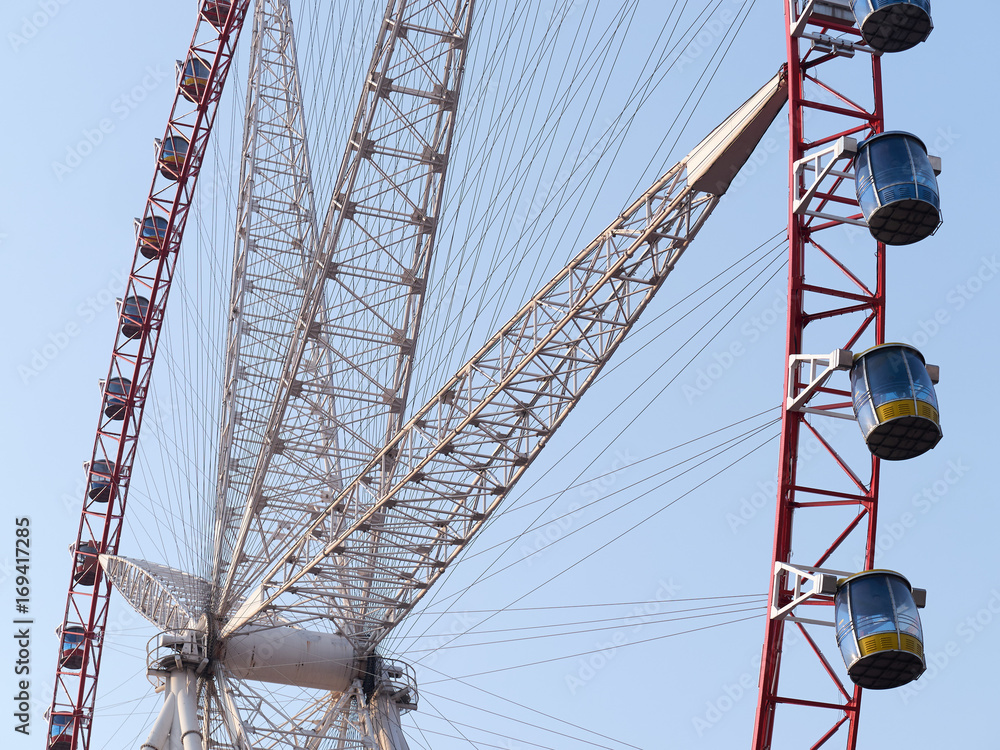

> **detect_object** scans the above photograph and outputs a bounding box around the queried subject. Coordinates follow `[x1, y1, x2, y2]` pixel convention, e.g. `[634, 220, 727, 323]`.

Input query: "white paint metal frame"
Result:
[769, 561, 846, 627]
[786, 349, 857, 418]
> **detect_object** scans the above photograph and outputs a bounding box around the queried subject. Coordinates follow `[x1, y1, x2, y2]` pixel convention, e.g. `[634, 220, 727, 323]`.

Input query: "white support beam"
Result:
[140, 692, 176, 750]
[175, 671, 204, 750]
[792, 137, 859, 216]
[215, 0, 477, 630]
[770, 562, 851, 626]
[786, 349, 854, 415]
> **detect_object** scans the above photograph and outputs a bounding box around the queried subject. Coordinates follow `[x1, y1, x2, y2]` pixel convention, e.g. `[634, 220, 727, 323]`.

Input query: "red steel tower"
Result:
[45, 4, 254, 750]
[752, 0, 938, 747]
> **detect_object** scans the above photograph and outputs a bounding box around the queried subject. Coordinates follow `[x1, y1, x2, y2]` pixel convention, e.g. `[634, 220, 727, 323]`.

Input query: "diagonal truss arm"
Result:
[215, 0, 476, 619]
[219, 70, 788, 647]
[209, 668, 373, 750]
[221, 163, 718, 644]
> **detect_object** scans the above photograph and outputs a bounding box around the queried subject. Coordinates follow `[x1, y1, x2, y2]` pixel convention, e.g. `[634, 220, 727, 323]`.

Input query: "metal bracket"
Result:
[792, 137, 859, 217]
[771, 563, 927, 626]
[793, 5, 878, 57]
[790, 0, 857, 39]
[770, 562, 850, 626]
[786, 349, 855, 418]
[809, 32, 857, 58]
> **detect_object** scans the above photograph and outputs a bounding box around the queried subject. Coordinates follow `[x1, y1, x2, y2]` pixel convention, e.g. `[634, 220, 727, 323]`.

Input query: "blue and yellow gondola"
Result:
[854, 130, 941, 246]
[835, 570, 925, 689]
[850, 343, 941, 460]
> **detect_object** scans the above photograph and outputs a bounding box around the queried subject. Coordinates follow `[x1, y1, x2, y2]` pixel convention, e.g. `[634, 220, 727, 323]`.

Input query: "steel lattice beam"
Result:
[217, 70, 790, 652]
[216, 0, 476, 624]
[210, 0, 331, 615]
[222, 167, 724, 645]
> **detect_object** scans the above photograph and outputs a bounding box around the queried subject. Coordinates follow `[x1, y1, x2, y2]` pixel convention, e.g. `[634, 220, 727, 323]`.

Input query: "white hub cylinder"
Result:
[223, 626, 359, 692]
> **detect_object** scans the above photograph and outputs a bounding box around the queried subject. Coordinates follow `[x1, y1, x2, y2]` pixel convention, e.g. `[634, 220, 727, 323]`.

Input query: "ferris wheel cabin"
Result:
[850, 343, 941, 461]
[854, 131, 941, 245]
[836, 570, 926, 689]
[852, 0, 933, 53]
[103, 377, 133, 420]
[120, 295, 150, 339]
[59, 626, 86, 671]
[86, 459, 115, 502]
[73, 542, 99, 587]
[179, 55, 211, 104]
[48, 713, 74, 750]
[157, 135, 190, 180]
[202, 1, 233, 29]
[137, 215, 169, 259]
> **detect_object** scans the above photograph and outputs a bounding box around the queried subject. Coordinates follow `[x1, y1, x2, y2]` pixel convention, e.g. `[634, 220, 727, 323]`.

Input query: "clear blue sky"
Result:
[3, 1, 998, 748]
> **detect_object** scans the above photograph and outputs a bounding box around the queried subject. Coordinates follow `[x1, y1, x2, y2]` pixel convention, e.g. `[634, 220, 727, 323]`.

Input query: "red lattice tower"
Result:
[752, 2, 890, 747]
[45, 5, 252, 750]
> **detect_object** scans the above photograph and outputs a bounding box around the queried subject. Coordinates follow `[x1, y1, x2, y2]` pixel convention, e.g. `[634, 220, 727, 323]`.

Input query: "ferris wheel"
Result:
[43, 1, 944, 749]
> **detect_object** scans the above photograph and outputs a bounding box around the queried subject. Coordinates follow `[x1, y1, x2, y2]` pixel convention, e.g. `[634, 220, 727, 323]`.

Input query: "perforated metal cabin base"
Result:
[849, 649, 925, 690]
[867, 199, 940, 245]
[859, 5, 933, 54]
[866, 415, 941, 461]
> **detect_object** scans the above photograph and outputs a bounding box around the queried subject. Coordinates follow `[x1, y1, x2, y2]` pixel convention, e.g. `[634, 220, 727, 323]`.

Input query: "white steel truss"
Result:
[207, 667, 397, 750]
[221, 158, 723, 646]
[217, 66, 790, 648]
[213, 69, 787, 648]
[212, 0, 328, 611]
[215, 0, 476, 624]
[98, 555, 210, 632]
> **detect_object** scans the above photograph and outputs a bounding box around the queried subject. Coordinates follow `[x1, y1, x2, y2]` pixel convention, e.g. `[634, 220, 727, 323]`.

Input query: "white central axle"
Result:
[223, 625, 359, 693]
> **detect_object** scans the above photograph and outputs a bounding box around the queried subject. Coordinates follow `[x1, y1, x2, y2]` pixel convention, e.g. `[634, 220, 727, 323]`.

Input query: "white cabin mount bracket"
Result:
[787, 348, 941, 418]
[792, 137, 863, 222]
[792, 133, 943, 223]
[786, 349, 855, 419]
[770, 562, 927, 627]
[789, 0, 874, 56]
[770, 562, 845, 627]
